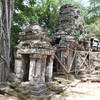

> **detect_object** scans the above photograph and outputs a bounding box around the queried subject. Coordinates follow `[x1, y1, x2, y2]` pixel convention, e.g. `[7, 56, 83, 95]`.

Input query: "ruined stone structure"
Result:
[75, 51, 100, 78]
[55, 4, 85, 35]
[53, 4, 100, 79]
[14, 4, 100, 85]
[15, 25, 55, 84]
[75, 36, 100, 78]
[53, 4, 85, 75]
[78, 36, 100, 51]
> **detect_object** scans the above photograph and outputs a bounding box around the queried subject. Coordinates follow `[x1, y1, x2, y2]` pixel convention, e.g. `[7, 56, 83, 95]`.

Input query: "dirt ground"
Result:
[0, 95, 19, 100]
[66, 82, 100, 100]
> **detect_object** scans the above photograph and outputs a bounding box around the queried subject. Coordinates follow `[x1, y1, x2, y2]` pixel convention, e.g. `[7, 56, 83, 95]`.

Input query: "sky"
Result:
[75, 0, 90, 7]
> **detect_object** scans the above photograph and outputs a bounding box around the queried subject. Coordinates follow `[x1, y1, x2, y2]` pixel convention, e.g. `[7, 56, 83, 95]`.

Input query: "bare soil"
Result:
[66, 82, 100, 100]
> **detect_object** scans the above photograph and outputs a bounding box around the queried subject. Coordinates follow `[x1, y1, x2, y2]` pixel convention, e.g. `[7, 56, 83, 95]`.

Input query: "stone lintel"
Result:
[18, 48, 55, 56]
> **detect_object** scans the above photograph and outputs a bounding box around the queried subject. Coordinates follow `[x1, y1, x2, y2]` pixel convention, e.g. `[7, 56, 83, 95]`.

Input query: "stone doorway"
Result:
[22, 54, 30, 82]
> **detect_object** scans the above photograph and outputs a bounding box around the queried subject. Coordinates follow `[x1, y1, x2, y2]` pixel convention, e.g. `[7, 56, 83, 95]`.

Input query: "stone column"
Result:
[15, 57, 23, 82]
[29, 57, 35, 82]
[45, 55, 54, 82]
[36, 58, 42, 83]
[61, 50, 66, 72]
[29, 55, 42, 84]
[40, 55, 47, 83]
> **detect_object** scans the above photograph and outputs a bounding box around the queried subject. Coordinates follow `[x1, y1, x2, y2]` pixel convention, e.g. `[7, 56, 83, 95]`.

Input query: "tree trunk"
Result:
[0, 0, 14, 82]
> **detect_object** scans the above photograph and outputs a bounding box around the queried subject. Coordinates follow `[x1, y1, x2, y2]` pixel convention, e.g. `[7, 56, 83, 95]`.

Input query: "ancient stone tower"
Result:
[15, 25, 55, 83]
[55, 4, 85, 35]
[53, 4, 85, 75]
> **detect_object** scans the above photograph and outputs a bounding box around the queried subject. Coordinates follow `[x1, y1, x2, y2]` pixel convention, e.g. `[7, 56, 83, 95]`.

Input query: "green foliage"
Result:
[83, 0, 100, 39]
[85, 0, 100, 24]
[87, 19, 100, 38]
[12, 0, 59, 42]
[11, 25, 21, 47]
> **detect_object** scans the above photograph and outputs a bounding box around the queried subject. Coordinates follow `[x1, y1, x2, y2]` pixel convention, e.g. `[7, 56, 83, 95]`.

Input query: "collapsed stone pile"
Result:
[55, 4, 85, 36]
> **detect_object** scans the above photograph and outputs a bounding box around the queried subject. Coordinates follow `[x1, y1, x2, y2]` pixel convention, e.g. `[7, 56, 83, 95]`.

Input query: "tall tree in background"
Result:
[85, 0, 100, 24]
[84, 0, 100, 38]
[0, 0, 14, 82]
[87, 19, 100, 37]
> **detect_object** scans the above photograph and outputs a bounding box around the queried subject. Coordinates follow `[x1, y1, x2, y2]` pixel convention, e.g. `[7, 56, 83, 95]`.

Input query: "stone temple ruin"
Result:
[52, 4, 100, 78]
[53, 4, 85, 75]
[55, 4, 85, 35]
[76, 36, 100, 78]
[53, 4, 100, 79]
[15, 4, 100, 91]
[15, 25, 55, 84]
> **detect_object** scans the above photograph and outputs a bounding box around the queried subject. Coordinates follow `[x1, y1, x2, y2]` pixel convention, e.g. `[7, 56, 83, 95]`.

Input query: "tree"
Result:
[87, 19, 100, 38]
[12, 0, 60, 35]
[85, 0, 100, 24]
[0, 0, 14, 82]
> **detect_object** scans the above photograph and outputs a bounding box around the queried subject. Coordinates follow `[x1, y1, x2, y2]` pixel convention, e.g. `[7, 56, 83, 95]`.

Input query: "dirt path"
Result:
[66, 82, 100, 100]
